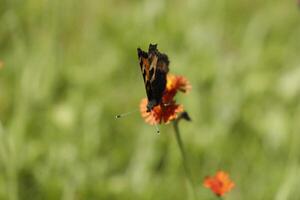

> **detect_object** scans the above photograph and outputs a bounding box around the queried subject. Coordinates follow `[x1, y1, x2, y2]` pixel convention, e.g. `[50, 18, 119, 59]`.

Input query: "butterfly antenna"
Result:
[154, 123, 160, 134]
[115, 109, 139, 119]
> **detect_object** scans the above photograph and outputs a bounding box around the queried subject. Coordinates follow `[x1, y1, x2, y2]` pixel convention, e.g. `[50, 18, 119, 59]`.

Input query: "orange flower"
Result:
[140, 74, 190, 125]
[203, 171, 235, 197]
[140, 98, 183, 125]
[163, 74, 191, 104]
[166, 74, 192, 93]
[0, 60, 3, 69]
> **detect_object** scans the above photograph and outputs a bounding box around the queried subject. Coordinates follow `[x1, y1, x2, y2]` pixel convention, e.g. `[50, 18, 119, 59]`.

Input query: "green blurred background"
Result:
[1, 0, 300, 199]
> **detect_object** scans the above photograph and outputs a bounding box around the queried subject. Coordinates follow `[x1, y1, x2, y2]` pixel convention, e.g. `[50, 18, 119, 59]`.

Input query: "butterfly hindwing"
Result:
[137, 44, 169, 112]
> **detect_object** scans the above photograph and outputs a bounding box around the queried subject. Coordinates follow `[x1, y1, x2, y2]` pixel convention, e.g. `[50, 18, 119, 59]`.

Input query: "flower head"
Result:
[140, 74, 191, 125]
[140, 98, 183, 125]
[166, 74, 192, 93]
[203, 171, 235, 197]
[163, 74, 191, 104]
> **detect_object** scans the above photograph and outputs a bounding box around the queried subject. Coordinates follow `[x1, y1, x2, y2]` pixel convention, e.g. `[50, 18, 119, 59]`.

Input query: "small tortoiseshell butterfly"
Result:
[137, 44, 169, 112]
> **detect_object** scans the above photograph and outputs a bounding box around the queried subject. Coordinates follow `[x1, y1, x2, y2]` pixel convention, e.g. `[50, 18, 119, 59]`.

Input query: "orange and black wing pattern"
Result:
[137, 44, 169, 112]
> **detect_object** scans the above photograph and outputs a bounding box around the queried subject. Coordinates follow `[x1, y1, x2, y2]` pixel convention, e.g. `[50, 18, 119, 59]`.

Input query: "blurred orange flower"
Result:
[203, 171, 235, 197]
[140, 74, 191, 125]
[166, 74, 192, 93]
[140, 98, 183, 125]
[0, 60, 4, 69]
[163, 74, 191, 104]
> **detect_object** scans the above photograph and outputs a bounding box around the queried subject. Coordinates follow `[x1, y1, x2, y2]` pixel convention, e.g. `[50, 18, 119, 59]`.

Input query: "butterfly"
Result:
[137, 44, 169, 112]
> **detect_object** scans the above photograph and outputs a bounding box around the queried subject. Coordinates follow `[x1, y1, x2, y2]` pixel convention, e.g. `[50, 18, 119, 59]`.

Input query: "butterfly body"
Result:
[137, 44, 169, 112]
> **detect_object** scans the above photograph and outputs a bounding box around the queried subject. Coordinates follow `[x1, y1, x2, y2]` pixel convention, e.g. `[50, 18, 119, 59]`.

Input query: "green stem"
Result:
[173, 121, 196, 200]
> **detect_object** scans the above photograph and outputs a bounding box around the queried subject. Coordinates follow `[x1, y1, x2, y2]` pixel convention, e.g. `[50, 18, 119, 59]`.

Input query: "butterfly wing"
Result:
[137, 48, 151, 99]
[137, 44, 169, 112]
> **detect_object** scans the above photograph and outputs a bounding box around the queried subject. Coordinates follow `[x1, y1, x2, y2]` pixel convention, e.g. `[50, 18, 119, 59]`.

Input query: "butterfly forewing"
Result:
[137, 44, 169, 112]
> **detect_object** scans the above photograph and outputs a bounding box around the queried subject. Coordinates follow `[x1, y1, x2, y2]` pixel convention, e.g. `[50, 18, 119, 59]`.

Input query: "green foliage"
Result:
[1, 0, 300, 199]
